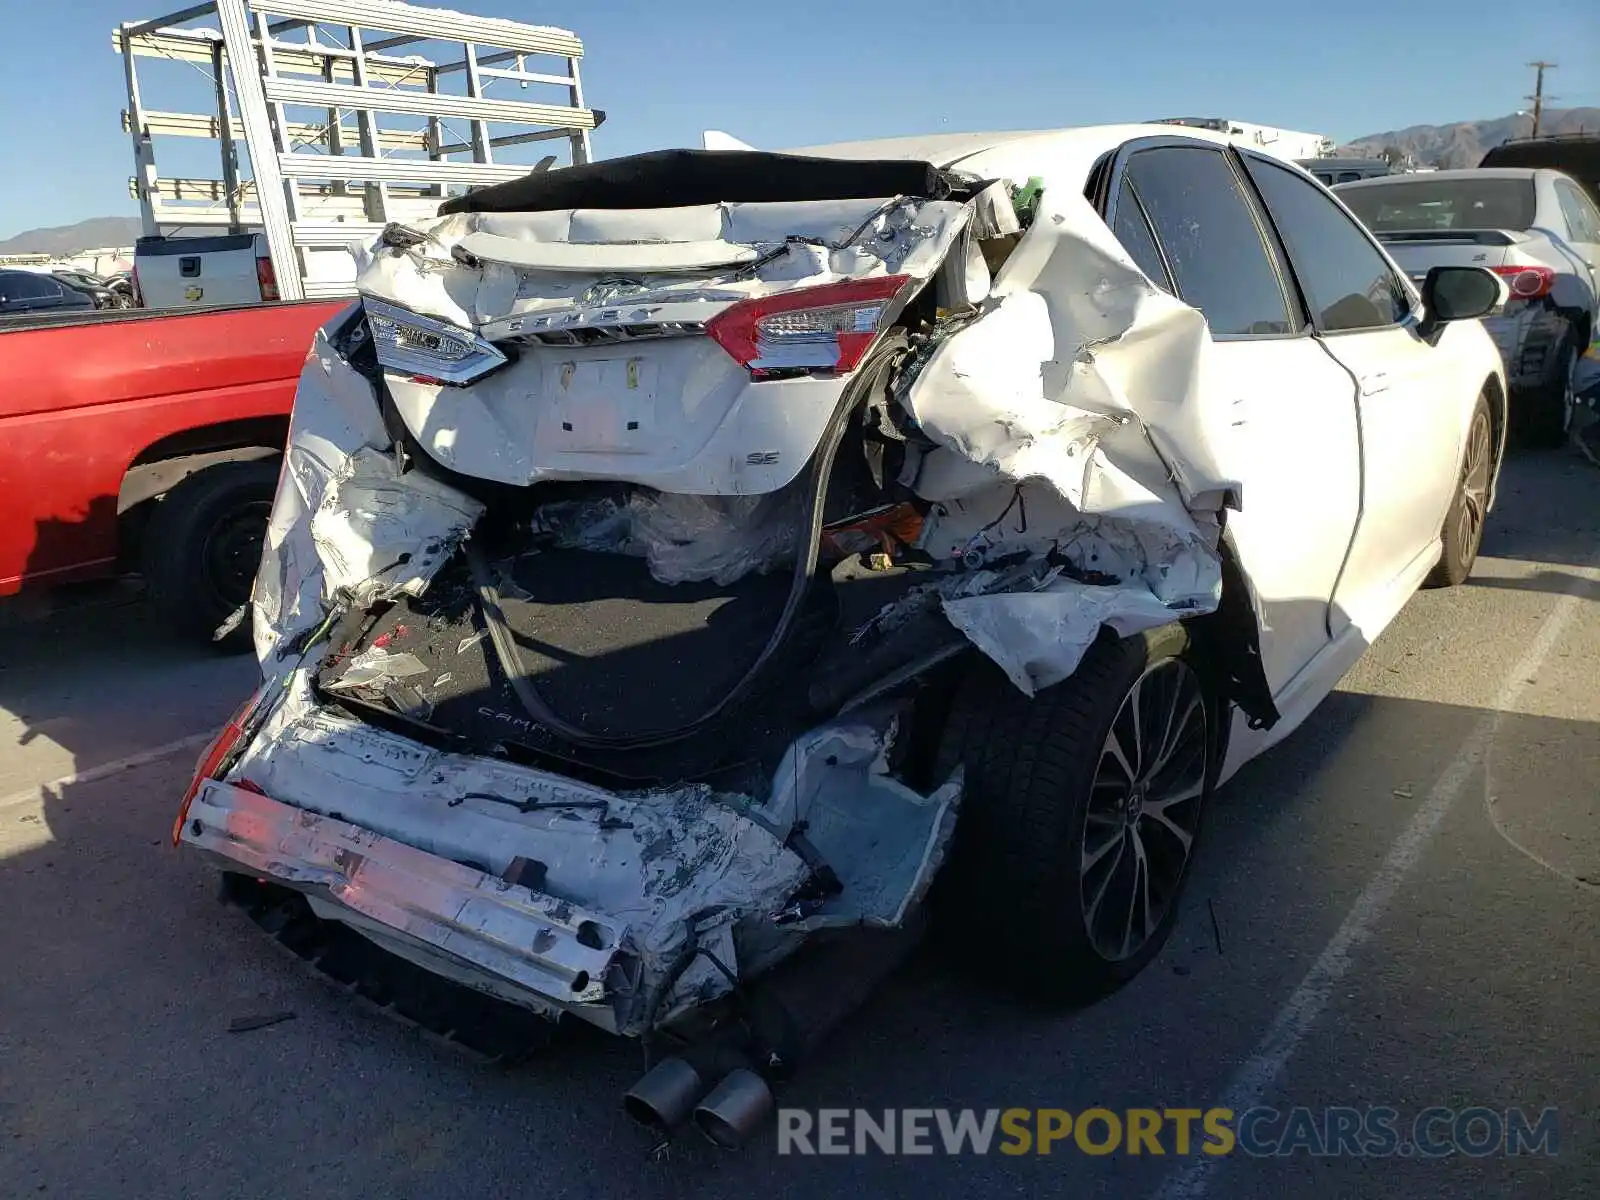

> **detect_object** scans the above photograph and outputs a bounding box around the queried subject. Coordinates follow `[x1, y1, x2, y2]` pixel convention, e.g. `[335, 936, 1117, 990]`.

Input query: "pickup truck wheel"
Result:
[141, 459, 279, 652]
[933, 623, 1211, 1003]
[1519, 329, 1578, 449]
[1424, 394, 1493, 589]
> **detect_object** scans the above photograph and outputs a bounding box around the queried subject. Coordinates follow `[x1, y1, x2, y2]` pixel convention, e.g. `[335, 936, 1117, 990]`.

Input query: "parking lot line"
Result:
[0, 730, 215, 813]
[1152, 570, 1592, 1199]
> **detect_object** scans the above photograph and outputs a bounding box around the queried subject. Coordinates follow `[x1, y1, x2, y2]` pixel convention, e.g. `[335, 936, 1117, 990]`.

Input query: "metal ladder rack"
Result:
[117, 0, 602, 300]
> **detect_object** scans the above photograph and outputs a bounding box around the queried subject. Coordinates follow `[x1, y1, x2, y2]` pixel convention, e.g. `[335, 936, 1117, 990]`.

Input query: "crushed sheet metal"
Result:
[217, 677, 951, 1031]
[184, 779, 622, 1009]
[889, 173, 1238, 690]
[252, 336, 483, 663]
[357, 196, 972, 330]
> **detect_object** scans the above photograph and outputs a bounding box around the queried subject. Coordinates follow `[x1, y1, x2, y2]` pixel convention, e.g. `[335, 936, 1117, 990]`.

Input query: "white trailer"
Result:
[117, 0, 601, 303]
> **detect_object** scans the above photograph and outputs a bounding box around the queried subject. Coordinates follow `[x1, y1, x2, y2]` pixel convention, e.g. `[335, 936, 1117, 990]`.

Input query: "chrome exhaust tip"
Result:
[692, 1068, 774, 1149]
[623, 1057, 707, 1132]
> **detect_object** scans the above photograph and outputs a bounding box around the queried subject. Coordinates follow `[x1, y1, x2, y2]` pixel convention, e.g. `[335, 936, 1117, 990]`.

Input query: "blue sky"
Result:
[2, 0, 1596, 239]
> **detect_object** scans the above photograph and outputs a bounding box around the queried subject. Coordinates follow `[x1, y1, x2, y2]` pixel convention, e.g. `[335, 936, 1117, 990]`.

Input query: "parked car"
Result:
[0, 268, 97, 316]
[52, 270, 124, 310]
[0, 299, 347, 643]
[104, 272, 139, 307]
[1335, 168, 1600, 445]
[1480, 133, 1600, 205]
[1298, 156, 1392, 186]
[175, 127, 1506, 1145]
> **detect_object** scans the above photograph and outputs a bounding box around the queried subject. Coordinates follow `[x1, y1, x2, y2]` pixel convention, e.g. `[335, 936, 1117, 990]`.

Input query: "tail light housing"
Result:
[257, 255, 280, 302]
[364, 297, 508, 385]
[706, 275, 913, 377]
[1489, 264, 1554, 300]
[171, 688, 264, 846]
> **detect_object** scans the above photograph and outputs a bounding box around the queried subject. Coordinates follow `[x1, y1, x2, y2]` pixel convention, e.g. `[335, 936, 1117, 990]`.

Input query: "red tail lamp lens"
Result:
[706, 275, 911, 376]
[1489, 264, 1554, 300]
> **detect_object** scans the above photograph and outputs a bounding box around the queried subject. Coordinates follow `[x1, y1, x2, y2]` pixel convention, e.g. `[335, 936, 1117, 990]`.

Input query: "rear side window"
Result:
[1337, 177, 1537, 232]
[1124, 146, 1294, 336]
[1554, 180, 1600, 242]
[2, 273, 61, 300]
[1111, 181, 1175, 292]
[1247, 159, 1412, 333]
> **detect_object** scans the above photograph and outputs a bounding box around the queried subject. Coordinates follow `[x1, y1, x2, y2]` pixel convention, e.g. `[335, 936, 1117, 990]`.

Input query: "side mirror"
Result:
[1417, 266, 1507, 340]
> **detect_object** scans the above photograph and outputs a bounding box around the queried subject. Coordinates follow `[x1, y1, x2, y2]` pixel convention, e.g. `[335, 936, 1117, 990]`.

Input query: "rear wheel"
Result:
[1519, 329, 1578, 449]
[141, 459, 279, 652]
[1424, 394, 1493, 589]
[934, 624, 1212, 1002]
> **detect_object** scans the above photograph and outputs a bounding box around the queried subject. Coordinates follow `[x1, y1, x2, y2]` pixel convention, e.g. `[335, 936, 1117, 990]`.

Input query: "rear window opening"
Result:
[1339, 178, 1537, 233]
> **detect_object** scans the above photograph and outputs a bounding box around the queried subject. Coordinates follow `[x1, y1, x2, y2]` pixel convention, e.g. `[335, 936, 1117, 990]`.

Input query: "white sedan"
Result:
[175, 124, 1507, 1146]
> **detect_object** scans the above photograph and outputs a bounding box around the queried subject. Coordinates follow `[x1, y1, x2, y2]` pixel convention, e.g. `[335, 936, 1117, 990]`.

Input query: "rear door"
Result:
[1243, 154, 1465, 629]
[1107, 140, 1362, 695]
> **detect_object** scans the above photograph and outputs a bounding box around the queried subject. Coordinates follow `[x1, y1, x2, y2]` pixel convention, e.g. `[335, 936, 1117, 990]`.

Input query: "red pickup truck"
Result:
[0, 300, 345, 646]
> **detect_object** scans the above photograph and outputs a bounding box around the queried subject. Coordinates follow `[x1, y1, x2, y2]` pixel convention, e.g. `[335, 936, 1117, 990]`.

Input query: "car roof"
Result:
[782, 123, 1239, 169]
[1334, 167, 1547, 189]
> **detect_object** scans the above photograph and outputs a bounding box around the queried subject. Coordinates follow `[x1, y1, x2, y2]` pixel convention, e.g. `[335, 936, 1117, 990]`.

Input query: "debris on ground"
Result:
[227, 1010, 297, 1034]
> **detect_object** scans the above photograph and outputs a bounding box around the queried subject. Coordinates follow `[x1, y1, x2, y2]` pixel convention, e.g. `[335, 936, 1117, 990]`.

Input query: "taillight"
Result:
[171, 689, 263, 846]
[706, 275, 912, 377]
[257, 256, 280, 302]
[1489, 264, 1554, 300]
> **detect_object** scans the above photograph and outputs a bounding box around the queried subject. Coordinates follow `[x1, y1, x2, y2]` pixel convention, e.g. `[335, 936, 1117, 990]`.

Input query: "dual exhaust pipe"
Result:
[624, 1056, 774, 1149]
[622, 924, 926, 1149]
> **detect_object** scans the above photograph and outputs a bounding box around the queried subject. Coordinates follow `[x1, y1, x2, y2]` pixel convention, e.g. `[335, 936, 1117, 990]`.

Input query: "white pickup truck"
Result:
[132, 232, 278, 309]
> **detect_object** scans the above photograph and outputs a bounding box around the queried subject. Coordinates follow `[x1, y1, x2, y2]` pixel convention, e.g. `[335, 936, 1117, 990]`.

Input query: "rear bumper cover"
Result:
[182, 780, 630, 1026]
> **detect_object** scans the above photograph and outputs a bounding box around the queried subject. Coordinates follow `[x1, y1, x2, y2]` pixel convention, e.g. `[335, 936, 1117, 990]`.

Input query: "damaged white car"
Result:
[175, 126, 1507, 1147]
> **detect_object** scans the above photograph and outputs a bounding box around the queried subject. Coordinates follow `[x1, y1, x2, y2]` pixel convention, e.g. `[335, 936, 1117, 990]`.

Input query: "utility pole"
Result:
[1525, 61, 1557, 137]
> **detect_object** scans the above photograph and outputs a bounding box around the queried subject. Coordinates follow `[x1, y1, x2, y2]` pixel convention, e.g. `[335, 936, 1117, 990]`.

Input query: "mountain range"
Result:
[1339, 106, 1599, 168]
[2, 108, 1597, 254]
[0, 216, 143, 257]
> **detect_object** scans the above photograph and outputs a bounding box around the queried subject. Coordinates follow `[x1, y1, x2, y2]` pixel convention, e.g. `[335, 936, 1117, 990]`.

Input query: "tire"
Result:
[1518, 328, 1579, 449]
[140, 458, 280, 652]
[1424, 393, 1493, 589]
[933, 623, 1212, 1003]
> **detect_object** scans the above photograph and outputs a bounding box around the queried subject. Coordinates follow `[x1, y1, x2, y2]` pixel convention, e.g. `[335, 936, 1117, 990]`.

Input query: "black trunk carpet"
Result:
[317, 548, 835, 788]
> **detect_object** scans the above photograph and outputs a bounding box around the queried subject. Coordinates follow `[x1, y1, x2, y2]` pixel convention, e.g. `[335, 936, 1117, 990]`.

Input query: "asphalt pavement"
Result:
[1, 446, 1597, 1199]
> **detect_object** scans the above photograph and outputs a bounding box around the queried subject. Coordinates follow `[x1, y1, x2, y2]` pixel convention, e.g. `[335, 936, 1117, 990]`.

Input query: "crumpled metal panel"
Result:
[184, 780, 621, 1010]
[213, 675, 957, 1032]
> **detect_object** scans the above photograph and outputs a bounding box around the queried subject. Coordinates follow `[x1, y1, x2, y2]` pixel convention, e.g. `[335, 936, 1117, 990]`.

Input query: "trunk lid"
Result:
[1374, 229, 1534, 283]
[359, 190, 984, 495]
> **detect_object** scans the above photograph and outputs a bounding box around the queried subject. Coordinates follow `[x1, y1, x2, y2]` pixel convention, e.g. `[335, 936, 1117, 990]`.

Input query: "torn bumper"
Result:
[182, 674, 960, 1038]
[182, 780, 629, 1027]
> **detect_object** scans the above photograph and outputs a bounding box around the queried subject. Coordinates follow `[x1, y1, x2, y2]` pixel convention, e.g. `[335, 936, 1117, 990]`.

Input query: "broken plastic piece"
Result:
[326, 646, 429, 691]
[213, 603, 249, 642]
